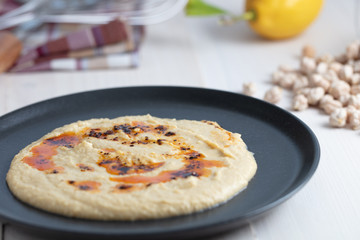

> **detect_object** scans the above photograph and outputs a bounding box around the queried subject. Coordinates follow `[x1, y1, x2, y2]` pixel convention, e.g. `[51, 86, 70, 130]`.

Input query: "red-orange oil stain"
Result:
[29, 143, 57, 157]
[113, 184, 145, 193]
[103, 148, 116, 152]
[68, 180, 101, 192]
[22, 132, 81, 173]
[98, 157, 165, 176]
[44, 133, 81, 147]
[110, 158, 225, 185]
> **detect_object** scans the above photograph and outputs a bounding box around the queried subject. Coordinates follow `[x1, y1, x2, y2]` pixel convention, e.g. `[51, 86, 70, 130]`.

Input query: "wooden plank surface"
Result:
[1, 0, 360, 239]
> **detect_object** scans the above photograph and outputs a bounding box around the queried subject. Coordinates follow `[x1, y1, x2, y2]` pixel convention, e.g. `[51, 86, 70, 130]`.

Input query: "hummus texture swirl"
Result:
[6, 115, 257, 220]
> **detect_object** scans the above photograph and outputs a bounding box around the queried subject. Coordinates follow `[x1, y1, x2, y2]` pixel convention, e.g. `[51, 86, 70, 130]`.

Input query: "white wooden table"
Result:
[1, 0, 360, 239]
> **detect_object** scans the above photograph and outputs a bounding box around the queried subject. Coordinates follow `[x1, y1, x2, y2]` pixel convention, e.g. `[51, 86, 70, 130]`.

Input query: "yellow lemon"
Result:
[245, 0, 323, 40]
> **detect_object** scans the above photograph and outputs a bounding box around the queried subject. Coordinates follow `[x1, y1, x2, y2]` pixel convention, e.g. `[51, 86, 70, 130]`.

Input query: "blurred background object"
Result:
[0, 0, 188, 29]
[0, 31, 22, 73]
[0, 0, 187, 73]
[186, 0, 324, 40]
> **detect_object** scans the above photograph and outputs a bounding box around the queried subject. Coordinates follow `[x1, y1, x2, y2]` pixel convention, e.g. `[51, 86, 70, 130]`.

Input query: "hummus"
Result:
[6, 115, 257, 220]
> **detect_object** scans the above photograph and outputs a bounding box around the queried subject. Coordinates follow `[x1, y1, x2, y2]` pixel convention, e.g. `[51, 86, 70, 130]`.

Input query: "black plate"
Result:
[0, 86, 320, 239]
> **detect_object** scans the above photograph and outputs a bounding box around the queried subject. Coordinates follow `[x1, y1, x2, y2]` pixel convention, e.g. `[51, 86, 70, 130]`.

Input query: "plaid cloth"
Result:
[0, 0, 145, 72]
[0, 0, 18, 15]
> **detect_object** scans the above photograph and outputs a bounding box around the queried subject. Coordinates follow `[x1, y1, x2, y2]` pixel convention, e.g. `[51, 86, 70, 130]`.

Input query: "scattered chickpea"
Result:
[346, 41, 360, 60]
[320, 95, 341, 114]
[329, 62, 343, 74]
[335, 54, 348, 64]
[310, 74, 330, 91]
[322, 99, 342, 115]
[292, 75, 309, 91]
[302, 45, 316, 58]
[268, 42, 360, 131]
[338, 65, 353, 82]
[328, 80, 350, 99]
[338, 93, 351, 106]
[242, 82, 256, 97]
[329, 108, 347, 127]
[323, 70, 339, 83]
[307, 87, 325, 105]
[347, 59, 355, 65]
[347, 105, 357, 113]
[295, 87, 311, 96]
[300, 57, 316, 74]
[353, 61, 360, 73]
[347, 107, 360, 129]
[319, 94, 334, 108]
[292, 94, 308, 111]
[264, 86, 283, 104]
[279, 73, 296, 89]
[316, 62, 328, 74]
[317, 54, 334, 64]
[320, 95, 342, 115]
[272, 71, 285, 84]
[349, 73, 360, 85]
[351, 85, 360, 95]
[348, 94, 360, 109]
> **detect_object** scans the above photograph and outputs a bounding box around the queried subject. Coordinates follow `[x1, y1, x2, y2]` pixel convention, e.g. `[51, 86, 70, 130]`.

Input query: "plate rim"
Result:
[0, 86, 321, 238]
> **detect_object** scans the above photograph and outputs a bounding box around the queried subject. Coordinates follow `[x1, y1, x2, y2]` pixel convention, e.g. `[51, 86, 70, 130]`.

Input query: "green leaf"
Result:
[185, 0, 228, 16]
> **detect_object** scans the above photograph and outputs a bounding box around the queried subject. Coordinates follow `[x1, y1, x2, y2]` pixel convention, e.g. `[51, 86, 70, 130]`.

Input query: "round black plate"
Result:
[0, 86, 320, 240]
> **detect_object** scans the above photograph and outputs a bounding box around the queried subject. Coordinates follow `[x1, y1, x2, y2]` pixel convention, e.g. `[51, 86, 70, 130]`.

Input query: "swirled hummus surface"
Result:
[6, 115, 257, 220]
